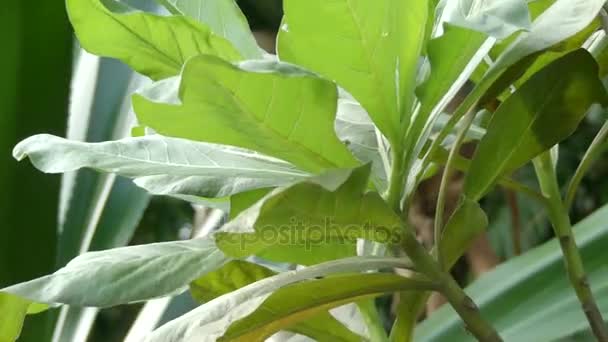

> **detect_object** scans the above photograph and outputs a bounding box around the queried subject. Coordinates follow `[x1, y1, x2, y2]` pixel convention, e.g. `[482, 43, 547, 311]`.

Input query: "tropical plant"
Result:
[3, 0, 608, 341]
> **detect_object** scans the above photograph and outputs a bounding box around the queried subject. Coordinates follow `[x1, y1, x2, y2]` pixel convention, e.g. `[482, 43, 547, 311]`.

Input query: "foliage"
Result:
[3, 0, 608, 341]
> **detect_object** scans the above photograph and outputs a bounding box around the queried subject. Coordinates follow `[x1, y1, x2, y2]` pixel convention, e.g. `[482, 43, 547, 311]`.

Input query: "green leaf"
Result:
[439, 197, 489, 268]
[14, 134, 309, 198]
[277, 0, 430, 144]
[215, 165, 404, 265]
[492, 0, 606, 72]
[464, 50, 608, 201]
[0, 293, 30, 342]
[146, 256, 416, 342]
[221, 274, 429, 342]
[229, 188, 272, 220]
[156, 0, 261, 59]
[190, 260, 364, 342]
[67, 0, 241, 80]
[133, 56, 358, 173]
[439, 0, 530, 39]
[1, 237, 228, 307]
[416, 203, 608, 341]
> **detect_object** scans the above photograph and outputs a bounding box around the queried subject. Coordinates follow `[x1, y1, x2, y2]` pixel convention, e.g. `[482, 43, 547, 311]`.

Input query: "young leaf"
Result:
[190, 260, 364, 342]
[221, 274, 429, 342]
[277, 0, 430, 144]
[464, 50, 608, 201]
[438, 197, 489, 268]
[1, 237, 228, 307]
[13, 134, 308, 198]
[146, 257, 416, 342]
[215, 166, 404, 265]
[67, 0, 241, 80]
[156, 0, 261, 59]
[133, 56, 358, 173]
[0, 293, 30, 342]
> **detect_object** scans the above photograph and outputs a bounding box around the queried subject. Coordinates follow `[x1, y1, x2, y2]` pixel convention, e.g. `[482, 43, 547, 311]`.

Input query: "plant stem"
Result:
[565, 117, 608, 210]
[533, 152, 608, 342]
[386, 146, 406, 212]
[433, 108, 476, 265]
[401, 231, 503, 342]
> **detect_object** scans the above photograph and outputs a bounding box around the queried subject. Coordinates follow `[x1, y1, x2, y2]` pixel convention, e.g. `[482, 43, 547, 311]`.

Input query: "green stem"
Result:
[533, 152, 608, 342]
[386, 146, 406, 213]
[565, 117, 608, 210]
[433, 108, 477, 265]
[401, 231, 503, 342]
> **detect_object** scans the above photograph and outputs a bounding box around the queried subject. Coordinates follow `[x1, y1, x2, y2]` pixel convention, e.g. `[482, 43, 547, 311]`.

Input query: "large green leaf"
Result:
[417, 204, 608, 341]
[215, 166, 403, 265]
[14, 134, 309, 198]
[156, 0, 261, 59]
[67, 0, 241, 80]
[133, 56, 358, 173]
[190, 260, 363, 342]
[464, 50, 608, 201]
[277, 0, 430, 144]
[1, 237, 227, 308]
[147, 257, 416, 342]
[221, 274, 429, 342]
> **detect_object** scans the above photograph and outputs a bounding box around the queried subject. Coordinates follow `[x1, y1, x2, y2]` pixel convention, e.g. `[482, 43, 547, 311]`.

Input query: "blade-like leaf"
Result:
[215, 166, 404, 265]
[133, 56, 358, 173]
[156, 0, 261, 59]
[464, 50, 608, 200]
[277, 0, 430, 144]
[146, 257, 415, 342]
[1, 237, 228, 307]
[438, 197, 489, 268]
[14, 134, 309, 198]
[190, 260, 363, 342]
[67, 0, 241, 80]
[439, 0, 530, 39]
[221, 274, 428, 342]
[416, 203, 608, 341]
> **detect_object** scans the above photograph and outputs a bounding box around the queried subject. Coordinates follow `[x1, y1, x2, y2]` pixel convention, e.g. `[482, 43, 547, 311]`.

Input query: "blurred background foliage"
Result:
[3, 0, 608, 341]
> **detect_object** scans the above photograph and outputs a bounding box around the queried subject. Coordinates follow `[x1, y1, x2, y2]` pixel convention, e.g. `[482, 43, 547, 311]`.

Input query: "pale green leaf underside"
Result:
[277, 0, 429, 144]
[13, 134, 309, 199]
[157, 0, 261, 59]
[216, 166, 403, 265]
[133, 56, 358, 173]
[492, 0, 606, 72]
[465, 50, 608, 200]
[67, 0, 241, 80]
[190, 260, 363, 342]
[439, 0, 530, 39]
[336, 98, 388, 192]
[146, 257, 413, 342]
[0, 293, 30, 342]
[1, 237, 228, 307]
